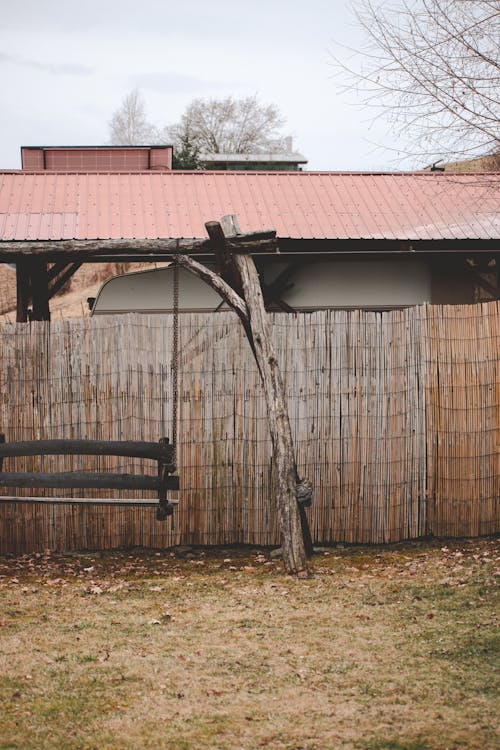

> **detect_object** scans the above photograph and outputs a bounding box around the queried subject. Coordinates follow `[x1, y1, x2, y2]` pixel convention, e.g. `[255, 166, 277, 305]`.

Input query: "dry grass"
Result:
[0, 262, 168, 321]
[0, 538, 498, 750]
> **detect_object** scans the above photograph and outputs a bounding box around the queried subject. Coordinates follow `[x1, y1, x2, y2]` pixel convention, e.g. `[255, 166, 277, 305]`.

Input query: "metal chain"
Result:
[171, 259, 179, 467]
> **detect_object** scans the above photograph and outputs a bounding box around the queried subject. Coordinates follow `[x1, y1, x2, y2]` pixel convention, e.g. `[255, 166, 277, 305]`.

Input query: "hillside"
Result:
[0, 262, 166, 321]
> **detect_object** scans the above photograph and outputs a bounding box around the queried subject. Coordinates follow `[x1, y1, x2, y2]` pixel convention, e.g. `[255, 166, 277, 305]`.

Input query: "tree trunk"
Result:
[233, 252, 309, 574]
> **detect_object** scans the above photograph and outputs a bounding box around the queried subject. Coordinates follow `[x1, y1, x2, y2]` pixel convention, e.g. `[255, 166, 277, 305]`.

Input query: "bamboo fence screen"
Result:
[0, 302, 498, 554]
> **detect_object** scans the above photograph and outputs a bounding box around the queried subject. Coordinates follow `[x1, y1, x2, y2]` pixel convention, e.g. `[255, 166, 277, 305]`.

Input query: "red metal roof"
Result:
[0, 170, 498, 242]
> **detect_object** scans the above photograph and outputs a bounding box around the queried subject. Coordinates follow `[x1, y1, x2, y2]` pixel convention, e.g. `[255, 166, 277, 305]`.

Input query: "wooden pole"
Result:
[235, 252, 310, 573]
[0, 232, 275, 259]
[48, 262, 83, 299]
[207, 217, 313, 575]
[16, 261, 30, 322]
[30, 260, 51, 321]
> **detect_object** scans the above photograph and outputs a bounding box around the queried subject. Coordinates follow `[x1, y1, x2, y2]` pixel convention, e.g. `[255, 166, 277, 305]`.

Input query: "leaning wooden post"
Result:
[206, 218, 312, 575]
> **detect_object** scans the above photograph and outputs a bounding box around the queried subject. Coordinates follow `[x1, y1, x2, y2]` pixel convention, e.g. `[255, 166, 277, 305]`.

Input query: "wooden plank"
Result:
[0, 496, 179, 506]
[30, 260, 51, 321]
[15, 261, 31, 322]
[0, 472, 179, 491]
[0, 232, 276, 259]
[0, 438, 174, 463]
[47, 262, 83, 299]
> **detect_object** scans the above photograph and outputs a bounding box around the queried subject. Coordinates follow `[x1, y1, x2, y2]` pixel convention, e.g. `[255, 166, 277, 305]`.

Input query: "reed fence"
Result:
[0, 302, 498, 554]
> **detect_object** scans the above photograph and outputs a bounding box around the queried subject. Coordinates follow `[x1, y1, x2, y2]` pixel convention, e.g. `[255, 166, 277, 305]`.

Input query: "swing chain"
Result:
[171, 259, 180, 468]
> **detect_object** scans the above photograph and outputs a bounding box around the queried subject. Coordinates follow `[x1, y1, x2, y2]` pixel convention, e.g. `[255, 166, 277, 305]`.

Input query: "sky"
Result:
[0, 0, 410, 171]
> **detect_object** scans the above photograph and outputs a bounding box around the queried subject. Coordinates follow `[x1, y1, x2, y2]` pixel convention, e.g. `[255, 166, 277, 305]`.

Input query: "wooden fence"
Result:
[0, 302, 498, 553]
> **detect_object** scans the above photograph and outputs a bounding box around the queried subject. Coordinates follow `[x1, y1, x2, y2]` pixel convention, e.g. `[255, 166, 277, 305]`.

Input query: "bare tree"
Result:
[109, 89, 159, 145]
[165, 95, 287, 155]
[333, 0, 500, 163]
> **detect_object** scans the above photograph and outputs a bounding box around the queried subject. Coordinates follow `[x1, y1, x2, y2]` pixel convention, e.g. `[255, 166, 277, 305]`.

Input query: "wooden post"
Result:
[235, 252, 310, 573]
[16, 261, 30, 322]
[30, 260, 51, 321]
[206, 217, 313, 575]
[16, 260, 51, 321]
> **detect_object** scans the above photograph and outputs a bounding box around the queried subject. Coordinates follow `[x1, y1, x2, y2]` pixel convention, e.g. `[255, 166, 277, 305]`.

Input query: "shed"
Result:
[0, 168, 498, 319]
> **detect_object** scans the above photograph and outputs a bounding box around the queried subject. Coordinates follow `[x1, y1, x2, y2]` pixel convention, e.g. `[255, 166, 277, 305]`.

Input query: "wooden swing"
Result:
[0, 264, 181, 521]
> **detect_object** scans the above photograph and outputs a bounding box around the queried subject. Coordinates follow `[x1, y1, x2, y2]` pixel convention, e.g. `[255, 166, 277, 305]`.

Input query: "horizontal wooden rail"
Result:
[0, 438, 174, 464]
[0, 472, 180, 492]
[0, 496, 175, 507]
[0, 435, 179, 520]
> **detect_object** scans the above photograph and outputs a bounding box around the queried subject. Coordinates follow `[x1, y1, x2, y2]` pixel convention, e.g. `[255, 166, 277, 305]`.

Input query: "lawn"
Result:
[0, 538, 498, 750]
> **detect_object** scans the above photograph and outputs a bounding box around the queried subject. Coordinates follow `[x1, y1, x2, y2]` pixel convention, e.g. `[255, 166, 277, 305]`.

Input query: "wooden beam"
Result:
[173, 253, 248, 321]
[0, 232, 276, 260]
[8, 235, 268, 322]
[0, 472, 179, 491]
[47, 262, 70, 283]
[207, 220, 239, 287]
[0, 496, 178, 507]
[16, 261, 31, 322]
[48, 262, 83, 299]
[218, 215, 312, 574]
[1, 238, 209, 257]
[1, 236, 496, 264]
[464, 258, 499, 298]
[30, 260, 50, 320]
[0, 438, 174, 463]
[259, 262, 306, 312]
[276, 238, 500, 255]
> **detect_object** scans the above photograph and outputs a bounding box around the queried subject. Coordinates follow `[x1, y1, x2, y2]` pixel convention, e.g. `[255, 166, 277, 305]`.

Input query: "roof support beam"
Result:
[30, 260, 50, 321]
[0, 232, 276, 261]
[8, 232, 275, 321]
[1, 237, 497, 264]
[16, 261, 30, 323]
[15, 260, 51, 322]
[47, 262, 82, 300]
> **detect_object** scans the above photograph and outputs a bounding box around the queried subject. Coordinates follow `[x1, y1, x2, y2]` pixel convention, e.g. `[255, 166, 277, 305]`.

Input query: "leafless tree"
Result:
[109, 89, 159, 145]
[333, 0, 500, 163]
[164, 95, 287, 154]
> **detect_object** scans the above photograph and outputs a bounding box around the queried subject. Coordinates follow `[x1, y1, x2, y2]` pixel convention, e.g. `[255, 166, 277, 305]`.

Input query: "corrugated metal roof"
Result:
[0, 170, 498, 242]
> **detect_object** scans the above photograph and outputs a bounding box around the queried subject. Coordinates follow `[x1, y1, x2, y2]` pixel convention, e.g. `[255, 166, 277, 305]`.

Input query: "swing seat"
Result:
[0, 435, 179, 520]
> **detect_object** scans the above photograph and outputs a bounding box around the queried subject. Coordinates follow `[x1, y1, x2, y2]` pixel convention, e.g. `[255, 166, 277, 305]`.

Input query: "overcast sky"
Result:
[0, 0, 411, 171]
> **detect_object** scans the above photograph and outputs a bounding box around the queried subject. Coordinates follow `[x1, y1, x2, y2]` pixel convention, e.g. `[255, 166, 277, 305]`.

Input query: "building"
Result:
[20, 145, 173, 171]
[200, 138, 307, 171]
[0, 147, 498, 319]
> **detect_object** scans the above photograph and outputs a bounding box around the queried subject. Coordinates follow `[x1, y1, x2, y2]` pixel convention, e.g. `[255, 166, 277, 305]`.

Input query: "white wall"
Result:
[92, 259, 431, 314]
[264, 260, 431, 309]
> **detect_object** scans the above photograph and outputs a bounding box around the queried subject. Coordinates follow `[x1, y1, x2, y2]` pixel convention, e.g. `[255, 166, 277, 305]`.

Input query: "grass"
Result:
[0, 538, 498, 750]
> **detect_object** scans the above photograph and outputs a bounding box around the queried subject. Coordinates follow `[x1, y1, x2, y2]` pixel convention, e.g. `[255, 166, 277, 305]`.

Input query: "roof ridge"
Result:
[1, 169, 499, 176]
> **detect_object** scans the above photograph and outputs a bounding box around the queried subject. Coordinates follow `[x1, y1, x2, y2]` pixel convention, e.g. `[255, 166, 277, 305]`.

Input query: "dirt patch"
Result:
[0, 538, 498, 749]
